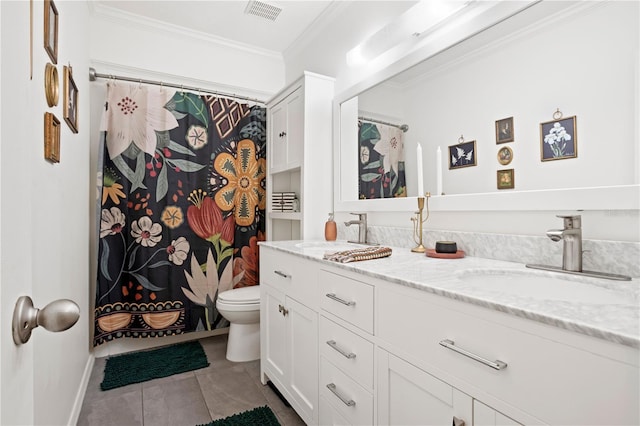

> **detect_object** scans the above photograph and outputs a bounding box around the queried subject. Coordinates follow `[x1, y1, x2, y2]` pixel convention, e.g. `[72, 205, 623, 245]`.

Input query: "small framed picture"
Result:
[495, 117, 514, 144]
[497, 169, 514, 190]
[497, 146, 513, 166]
[44, 0, 58, 64]
[540, 116, 577, 161]
[44, 112, 61, 163]
[63, 65, 78, 133]
[448, 140, 477, 169]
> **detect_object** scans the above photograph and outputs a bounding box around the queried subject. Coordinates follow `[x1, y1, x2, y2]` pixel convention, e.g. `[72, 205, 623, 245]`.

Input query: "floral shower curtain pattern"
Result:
[358, 120, 406, 199]
[95, 82, 266, 346]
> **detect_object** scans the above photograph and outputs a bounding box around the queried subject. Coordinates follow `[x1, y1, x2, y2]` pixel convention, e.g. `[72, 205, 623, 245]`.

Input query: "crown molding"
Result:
[282, 1, 351, 60]
[90, 2, 283, 61]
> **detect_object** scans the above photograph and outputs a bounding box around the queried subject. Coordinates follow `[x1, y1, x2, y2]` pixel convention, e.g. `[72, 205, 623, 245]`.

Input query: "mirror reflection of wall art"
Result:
[495, 117, 514, 144]
[44, 62, 59, 107]
[497, 169, 514, 189]
[540, 113, 577, 161]
[497, 146, 513, 166]
[358, 120, 407, 199]
[44, 112, 61, 163]
[448, 139, 476, 170]
[44, 0, 58, 64]
[63, 65, 78, 133]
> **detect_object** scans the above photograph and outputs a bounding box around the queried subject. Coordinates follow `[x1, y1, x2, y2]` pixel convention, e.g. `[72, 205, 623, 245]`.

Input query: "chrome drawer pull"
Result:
[274, 270, 290, 279]
[326, 340, 356, 359]
[325, 293, 356, 306]
[439, 339, 507, 370]
[326, 383, 356, 407]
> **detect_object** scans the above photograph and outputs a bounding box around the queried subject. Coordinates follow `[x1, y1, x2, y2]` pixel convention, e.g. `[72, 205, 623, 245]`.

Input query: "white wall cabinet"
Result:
[266, 72, 334, 241]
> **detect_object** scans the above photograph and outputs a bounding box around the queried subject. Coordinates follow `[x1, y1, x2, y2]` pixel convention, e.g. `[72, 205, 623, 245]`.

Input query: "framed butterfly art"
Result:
[448, 139, 477, 170]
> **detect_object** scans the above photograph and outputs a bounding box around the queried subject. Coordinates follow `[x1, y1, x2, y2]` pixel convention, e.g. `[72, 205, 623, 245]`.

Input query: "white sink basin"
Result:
[456, 269, 633, 305]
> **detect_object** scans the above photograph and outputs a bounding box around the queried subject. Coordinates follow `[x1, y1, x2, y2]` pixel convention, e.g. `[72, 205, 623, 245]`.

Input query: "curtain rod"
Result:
[358, 115, 409, 133]
[88, 67, 266, 106]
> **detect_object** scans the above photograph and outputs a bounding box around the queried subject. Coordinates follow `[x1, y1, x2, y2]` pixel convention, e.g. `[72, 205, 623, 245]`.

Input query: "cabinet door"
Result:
[284, 88, 303, 168]
[474, 400, 522, 426]
[261, 286, 287, 386]
[269, 100, 287, 171]
[378, 349, 472, 426]
[287, 296, 318, 425]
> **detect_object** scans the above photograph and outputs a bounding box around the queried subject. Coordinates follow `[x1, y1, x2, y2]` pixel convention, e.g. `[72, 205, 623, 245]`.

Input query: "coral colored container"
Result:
[325, 213, 337, 241]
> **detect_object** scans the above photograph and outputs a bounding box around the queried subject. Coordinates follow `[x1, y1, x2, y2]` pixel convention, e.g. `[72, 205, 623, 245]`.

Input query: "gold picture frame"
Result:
[44, 62, 58, 107]
[540, 115, 577, 161]
[44, 0, 58, 64]
[63, 65, 78, 133]
[497, 169, 514, 190]
[44, 112, 61, 163]
[495, 117, 514, 144]
[497, 146, 513, 166]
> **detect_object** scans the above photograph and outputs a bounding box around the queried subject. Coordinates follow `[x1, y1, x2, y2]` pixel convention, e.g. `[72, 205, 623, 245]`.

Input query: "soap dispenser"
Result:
[325, 213, 337, 241]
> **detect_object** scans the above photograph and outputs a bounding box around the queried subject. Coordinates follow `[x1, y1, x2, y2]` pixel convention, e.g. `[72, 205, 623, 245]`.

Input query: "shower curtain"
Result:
[94, 82, 266, 346]
[358, 120, 406, 199]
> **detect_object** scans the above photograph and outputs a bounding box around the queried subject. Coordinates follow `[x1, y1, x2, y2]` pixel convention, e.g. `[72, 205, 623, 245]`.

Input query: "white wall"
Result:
[285, 0, 640, 243]
[1, 1, 91, 425]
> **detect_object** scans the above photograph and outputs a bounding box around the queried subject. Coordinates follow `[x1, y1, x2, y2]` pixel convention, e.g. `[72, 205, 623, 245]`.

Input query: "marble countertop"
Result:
[260, 240, 640, 349]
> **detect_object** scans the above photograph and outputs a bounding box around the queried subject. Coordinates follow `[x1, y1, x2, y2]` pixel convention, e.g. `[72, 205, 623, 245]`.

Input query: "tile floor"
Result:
[77, 334, 305, 426]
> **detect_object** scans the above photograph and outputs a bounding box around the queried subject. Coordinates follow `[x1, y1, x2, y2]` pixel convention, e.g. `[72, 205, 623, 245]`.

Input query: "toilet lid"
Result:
[217, 286, 260, 304]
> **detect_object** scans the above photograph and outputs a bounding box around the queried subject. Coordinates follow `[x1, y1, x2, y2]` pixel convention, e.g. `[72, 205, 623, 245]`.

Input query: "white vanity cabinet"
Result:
[266, 72, 334, 241]
[260, 243, 639, 425]
[377, 282, 639, 425]
[260, 248, 320, 425]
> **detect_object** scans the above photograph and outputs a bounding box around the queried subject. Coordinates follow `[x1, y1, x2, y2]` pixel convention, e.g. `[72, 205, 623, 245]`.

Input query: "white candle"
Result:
[436, 146, 443, 196]
[416, 143, 424, 196]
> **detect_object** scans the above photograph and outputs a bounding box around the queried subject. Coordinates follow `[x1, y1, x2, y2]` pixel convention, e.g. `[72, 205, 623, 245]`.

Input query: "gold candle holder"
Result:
[411, 193, 430, 253]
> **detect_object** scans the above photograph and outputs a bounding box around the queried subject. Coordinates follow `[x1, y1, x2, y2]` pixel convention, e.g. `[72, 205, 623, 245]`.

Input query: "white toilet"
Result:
[216, 285, 261, 362]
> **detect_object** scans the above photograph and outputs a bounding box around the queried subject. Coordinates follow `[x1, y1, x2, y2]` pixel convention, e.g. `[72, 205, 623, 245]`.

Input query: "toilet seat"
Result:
[217, 286, 260, 305]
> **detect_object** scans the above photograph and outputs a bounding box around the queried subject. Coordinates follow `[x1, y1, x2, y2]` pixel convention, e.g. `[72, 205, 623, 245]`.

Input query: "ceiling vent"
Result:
[244, 1, 282, 21]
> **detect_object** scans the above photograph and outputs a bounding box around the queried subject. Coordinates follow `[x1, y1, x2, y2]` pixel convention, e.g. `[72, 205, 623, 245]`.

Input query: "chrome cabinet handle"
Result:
[325, 293, 356, 306]
[274, 270, 290, 279]
[326, 383, 356, 407]
[439, 339, 507, 370]
[452, 416, 466, 426]
[326, 340, 356, 359]
[278, 304, 289, 316]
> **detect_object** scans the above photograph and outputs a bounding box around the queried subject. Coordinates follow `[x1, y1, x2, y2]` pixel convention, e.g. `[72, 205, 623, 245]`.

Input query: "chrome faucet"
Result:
[526, 215, 631, 281]
[345, 212, 367, 244]
[546, 215, 582, 272]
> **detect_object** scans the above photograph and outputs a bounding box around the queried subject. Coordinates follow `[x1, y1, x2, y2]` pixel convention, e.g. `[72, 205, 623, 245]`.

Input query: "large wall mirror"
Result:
[334, 0, 639, 213]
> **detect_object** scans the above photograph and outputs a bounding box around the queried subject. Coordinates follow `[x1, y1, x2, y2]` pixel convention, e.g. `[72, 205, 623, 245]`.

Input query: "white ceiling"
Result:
[94, 0, 335, 54]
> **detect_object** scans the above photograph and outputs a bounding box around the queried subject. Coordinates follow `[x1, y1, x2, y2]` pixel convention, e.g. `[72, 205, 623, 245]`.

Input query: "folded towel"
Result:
[323, 246, 392, 263]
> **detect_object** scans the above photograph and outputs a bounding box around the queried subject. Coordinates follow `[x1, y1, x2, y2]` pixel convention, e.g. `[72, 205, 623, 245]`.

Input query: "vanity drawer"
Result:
[320, 269, 374, 334]
[320, 356, 373, 426]
[320, 315, 374, 390]
[261, 248, 317, 308]
[377, 285, 639, 425]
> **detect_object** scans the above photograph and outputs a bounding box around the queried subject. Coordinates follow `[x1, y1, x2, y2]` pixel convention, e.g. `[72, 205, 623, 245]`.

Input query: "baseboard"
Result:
[67, 353, 95, 426]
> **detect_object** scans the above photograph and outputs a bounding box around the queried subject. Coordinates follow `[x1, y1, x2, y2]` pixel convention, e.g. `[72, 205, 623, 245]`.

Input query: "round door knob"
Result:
[12, 296, 80, 345]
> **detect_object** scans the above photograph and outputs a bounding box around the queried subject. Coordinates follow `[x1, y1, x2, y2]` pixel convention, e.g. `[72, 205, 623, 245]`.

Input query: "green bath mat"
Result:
[198, 406, 281, 426]
[100, 340, 210, 390]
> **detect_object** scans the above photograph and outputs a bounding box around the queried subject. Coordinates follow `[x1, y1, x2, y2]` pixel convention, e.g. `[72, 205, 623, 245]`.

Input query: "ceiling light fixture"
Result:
[244, 0, 282, 21]
[347, 0, 473, 67]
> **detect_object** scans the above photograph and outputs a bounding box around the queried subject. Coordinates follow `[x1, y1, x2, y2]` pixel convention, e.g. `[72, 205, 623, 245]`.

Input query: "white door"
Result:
[1, 2, 90, 424]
